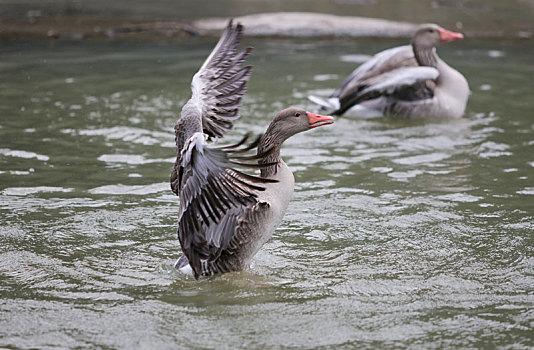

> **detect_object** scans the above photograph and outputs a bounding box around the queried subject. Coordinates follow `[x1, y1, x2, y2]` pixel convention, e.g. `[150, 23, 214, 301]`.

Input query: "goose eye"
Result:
[295, 112, 301, 118]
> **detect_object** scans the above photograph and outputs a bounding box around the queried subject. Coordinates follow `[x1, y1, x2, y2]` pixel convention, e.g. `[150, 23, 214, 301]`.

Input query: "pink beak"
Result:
[439, 28, 464, 43]
[307, 112, 334, 128]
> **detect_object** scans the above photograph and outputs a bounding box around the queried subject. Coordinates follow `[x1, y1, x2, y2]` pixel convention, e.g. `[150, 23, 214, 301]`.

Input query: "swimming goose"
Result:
[309, 23, 469, 119]
[170, 21, 333, 279]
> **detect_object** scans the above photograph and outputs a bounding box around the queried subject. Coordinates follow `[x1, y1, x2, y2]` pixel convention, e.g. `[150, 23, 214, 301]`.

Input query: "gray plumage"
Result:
[171, 20, 252, 196]
[176, 133, 277, 278]
[170, 21, 334, 279]
[309, 23, 469, 119]
[170, 20, 274, 279]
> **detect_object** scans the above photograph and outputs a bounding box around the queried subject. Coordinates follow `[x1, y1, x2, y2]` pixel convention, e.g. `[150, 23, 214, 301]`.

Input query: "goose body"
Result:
[171, 21, 333, 279]
[194, 160, 295, 274]
[309, 24, 469, 119]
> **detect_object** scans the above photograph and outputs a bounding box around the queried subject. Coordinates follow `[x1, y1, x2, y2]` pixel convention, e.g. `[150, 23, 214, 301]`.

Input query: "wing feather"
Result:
[171, 20, 253, 195]
[191, 20, 253, 139]
[335, 66, 439, 115]
[177, 133, 278, 279]
[332, 45, 413, 97]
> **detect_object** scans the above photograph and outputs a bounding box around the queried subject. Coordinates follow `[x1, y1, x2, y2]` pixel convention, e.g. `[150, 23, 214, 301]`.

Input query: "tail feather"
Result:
[308, 95, 340, 113]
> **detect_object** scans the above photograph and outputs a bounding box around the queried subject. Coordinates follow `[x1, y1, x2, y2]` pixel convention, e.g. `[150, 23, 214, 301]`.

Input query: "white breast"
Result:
[243, 161, 295, 263]
[435, 60, 470, 119]
[260, 160, 295, 217]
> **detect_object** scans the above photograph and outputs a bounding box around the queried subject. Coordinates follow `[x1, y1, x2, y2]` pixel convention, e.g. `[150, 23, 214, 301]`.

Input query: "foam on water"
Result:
[0, 148, 50, 161]
[88, 182, 169, 195]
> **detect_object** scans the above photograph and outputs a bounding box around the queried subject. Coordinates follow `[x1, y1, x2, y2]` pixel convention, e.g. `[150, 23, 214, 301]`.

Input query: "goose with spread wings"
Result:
[309, 23, 469, 119]
[170, 20, 334, 279]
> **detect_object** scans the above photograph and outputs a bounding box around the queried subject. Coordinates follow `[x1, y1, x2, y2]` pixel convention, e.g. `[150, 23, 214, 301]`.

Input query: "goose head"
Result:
[412, 23, 464, 50]
[263, 107, 333, 146]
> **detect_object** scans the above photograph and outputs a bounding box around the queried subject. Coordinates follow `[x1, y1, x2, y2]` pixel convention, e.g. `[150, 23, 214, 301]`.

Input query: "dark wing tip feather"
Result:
[228, 160, 276, 169]
[221, 133, 263, 154]
[216, 132, 251, 150]
[213, 133, 280, 178]
[229, 168, 279, 184]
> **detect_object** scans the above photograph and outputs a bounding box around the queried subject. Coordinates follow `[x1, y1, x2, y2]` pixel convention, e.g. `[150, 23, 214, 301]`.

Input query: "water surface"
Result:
[1, 37, 533, 348]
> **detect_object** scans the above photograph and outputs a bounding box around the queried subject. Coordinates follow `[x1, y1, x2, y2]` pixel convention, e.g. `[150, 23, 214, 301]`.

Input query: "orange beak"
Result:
[439, 28, 464, 43]
[307, 111, 334, 129]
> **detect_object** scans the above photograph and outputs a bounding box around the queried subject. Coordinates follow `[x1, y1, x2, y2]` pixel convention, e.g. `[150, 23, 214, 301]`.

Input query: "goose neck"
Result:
[257, 130, 284, 178]
[412, 43, 438, 68]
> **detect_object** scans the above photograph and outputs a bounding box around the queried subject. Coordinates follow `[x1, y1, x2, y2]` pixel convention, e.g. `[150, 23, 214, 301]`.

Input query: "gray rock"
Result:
[193, 12, 417, 38]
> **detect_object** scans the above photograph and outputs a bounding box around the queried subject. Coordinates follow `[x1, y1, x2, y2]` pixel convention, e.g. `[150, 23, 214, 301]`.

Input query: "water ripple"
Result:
[2, 186, 74, 196]
[88, 182, 169, 195]
[0, 148, 49, 161]
[77, 126, 174, 147]
[98, 154, 174, 165]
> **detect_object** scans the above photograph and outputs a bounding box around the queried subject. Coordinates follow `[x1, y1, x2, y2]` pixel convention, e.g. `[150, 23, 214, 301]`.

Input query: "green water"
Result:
[1, 37, 533, 348]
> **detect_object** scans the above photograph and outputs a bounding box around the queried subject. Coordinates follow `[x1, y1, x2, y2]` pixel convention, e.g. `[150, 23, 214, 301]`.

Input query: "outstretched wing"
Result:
[335, 66, 439, 115]
[177, 132, 277, 279]
[190, 19, 253, 140]
[171, 20, 253, 195]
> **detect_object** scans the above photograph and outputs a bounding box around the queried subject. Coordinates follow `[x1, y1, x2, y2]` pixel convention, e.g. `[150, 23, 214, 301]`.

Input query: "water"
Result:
[1, 37, 533, 348]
